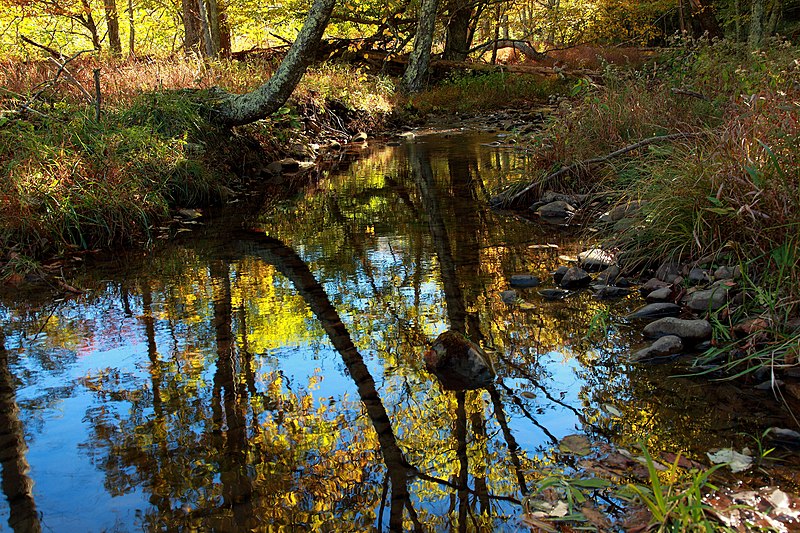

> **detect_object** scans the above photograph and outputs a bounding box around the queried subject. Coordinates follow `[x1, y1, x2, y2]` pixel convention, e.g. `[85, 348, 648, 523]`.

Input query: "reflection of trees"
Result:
[242, 232, 419, 531]
[0, 331, 41, 533]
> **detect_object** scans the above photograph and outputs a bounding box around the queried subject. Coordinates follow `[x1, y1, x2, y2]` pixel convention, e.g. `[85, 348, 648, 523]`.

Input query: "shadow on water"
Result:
[0, 133, 797, 531]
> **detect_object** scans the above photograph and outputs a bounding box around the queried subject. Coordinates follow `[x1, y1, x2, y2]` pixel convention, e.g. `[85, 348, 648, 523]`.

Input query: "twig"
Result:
[493, 132, 704, 209]
[671, 87, 710, 101]
[47, 56, 94, 103]
[93, 68, 101, 120]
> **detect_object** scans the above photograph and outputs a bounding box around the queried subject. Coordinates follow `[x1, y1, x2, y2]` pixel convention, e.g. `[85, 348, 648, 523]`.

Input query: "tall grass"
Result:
[0, 56, 397, 266]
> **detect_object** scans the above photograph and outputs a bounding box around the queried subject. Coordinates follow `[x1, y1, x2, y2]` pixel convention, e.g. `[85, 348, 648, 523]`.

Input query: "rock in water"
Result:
[627, 303, 682, 320]
[424, 330, 494, 390]
[560, 267, 591, 289]
[509, 274, 540, 288]
[643, 317, 712, 343]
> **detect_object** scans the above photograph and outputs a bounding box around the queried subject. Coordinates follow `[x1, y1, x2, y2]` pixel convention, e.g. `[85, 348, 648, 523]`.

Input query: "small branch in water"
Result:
[414, 471, 522, 504]
[492, 132, 705, 209]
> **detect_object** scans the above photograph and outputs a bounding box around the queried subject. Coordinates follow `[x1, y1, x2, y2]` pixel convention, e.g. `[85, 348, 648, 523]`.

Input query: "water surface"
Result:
[0, 132, 791, 531]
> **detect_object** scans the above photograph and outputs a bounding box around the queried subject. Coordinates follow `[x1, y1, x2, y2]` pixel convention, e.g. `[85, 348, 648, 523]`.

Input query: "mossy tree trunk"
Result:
[212, 0, 336, 126]
[402, 0, 440, 92]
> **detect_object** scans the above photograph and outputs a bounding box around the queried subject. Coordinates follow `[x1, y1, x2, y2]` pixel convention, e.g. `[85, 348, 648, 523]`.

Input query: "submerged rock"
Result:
[593, 285, 631, 299]
[643, 317, 712, 343]
[538, 289, 570, 300]
[350, 131, 368, 143]
[509, 274, 540, 288]
[423, 331, 494, 390]
[628, 303, 682, 320]
[500, 290, 518, 304]
[631, 335, 684, 361]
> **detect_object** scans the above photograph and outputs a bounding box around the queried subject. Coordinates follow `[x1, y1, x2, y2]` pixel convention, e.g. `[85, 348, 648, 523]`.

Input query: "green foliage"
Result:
[621, 445, 729, 532]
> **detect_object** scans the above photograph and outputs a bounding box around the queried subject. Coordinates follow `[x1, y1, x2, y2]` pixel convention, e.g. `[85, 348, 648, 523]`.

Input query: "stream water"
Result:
[0, 132, 794, 531]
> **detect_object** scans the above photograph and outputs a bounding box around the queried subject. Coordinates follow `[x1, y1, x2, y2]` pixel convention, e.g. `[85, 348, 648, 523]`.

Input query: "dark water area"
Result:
[0, 133, 795, 531]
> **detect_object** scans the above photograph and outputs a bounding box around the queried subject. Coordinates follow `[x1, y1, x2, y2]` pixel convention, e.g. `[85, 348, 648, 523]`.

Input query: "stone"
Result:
[643, 318, 712, 343]
[596, 265, 621, 285]
[646, 287, 673, 302]
[578, 249, 616, 271]
[560, 267, 591, 289]
[714, 265, 733, 280]
[500, 290, 518, 304]
[628, 303, 682, 320]
[553, 266, 570, 284]
[329, 140, 343, 150]
[537, 201, 575, 219]
[688, 267, 709, 284]
[423, 330, 494, 390]
[631, 335, 684, 361]
[540, 191, 578, 204]
[350, 131, 368, 142]
[538, 289, 570, 300]
[640, 278, 671, 294]
[593, 285, 631, 299]
[685, 287, 728, 311]
[733, 317, 770, 337]
[509, 274, 540, 288]
[265, 161, 284, 175]
[656, 261, 681, 283]
[278, 158, 300, 171]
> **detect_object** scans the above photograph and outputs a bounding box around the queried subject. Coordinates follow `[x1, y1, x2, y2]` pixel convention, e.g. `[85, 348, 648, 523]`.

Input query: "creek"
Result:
[0, 131, 793, 531]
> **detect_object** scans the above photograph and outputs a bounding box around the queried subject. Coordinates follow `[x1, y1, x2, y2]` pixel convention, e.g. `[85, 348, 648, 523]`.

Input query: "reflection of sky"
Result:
[0, 134, 637, 531]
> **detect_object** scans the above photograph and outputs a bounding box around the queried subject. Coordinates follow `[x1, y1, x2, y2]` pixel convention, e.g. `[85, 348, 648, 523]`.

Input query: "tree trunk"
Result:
[402, 0, 439, 92]
[127, 0, 135, 55]
[219, 2, 231, 57]
[104, 0, 122, 55]
[212, 0, 336, 125]
[443, 0, 472, 61]
[689, 0, 723, 38]
[749, 0, 764, 48]
[182, 0, 202, 54]
[204, 0, 222, 58]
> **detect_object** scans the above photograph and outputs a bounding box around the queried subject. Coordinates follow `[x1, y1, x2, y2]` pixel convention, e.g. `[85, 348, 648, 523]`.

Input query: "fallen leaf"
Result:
[707, 448, 753, 473]
[559, 434, 592, 456]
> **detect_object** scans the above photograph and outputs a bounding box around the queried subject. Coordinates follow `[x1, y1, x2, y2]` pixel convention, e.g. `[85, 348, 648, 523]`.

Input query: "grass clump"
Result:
[408, 70, 568, 114]
[0, 89, 228, 260]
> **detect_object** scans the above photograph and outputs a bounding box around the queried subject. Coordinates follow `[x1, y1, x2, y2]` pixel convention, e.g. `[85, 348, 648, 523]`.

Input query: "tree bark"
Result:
[402, 0, 440, 92]
[689, 0, 723, 38]
[182, 0, 202, 54]
[749, 0, 764, 48]
[104, 0, 122, 55]
[77, 0, 102, 50]
[443, 0, 472, 61]
[127, 0, 135, 55]
[212, 0, 336, 125]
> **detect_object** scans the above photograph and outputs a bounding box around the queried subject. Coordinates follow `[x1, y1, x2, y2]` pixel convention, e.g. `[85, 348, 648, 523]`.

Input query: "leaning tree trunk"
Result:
[402, 0, 440, 92]
[749, 0, 765, 48]
[212, 0, 336, 126]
